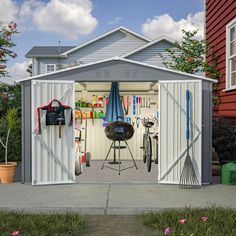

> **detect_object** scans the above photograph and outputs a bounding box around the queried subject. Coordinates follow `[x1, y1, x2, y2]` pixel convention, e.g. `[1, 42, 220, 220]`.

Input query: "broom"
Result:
[179, 90, 200, 189]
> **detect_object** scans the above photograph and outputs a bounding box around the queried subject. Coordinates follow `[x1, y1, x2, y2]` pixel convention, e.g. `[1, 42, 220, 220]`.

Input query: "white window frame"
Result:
[225, 18, 236, 91]
[45, 64, 56, 73]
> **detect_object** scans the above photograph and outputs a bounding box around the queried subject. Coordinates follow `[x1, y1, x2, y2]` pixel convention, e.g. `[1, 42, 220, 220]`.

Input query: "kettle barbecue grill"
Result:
[101, 120, 138, 175]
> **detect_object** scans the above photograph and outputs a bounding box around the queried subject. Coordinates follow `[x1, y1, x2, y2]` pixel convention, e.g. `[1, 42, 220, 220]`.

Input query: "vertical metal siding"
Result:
[21, 81, 32, 183]
[31, 80, 75, 185]
[158, 81, 202, 184]
[202, 81, 212, 184]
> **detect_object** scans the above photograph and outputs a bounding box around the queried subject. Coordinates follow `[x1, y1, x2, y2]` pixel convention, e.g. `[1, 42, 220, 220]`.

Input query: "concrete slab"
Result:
[0, 183, 108, 214]
[0, 182, 235, 215]
[108, 184, 236, 214]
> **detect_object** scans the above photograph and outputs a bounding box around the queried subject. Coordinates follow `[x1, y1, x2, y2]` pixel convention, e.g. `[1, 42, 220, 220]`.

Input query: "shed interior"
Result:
[74, 81, 160, 183]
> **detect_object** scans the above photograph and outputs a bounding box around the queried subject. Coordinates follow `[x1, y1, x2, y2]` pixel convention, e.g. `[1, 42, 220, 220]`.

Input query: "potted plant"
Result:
[0, 108, 19, 183]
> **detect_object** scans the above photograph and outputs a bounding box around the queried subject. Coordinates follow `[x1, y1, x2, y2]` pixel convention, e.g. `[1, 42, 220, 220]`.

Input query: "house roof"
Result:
[25, 46, 75, 58]
[60, 26, 151, 56]
[17, 57, 217, 83]
[122, 35, 175, 58]
[25, 26, 150, 58]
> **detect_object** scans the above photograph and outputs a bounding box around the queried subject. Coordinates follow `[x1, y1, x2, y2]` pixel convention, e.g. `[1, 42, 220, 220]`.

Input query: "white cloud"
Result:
[0, 0, 18, 24]
[141, 11, 204, 40]
[1, 0, 98, 39]
[31, 0, 98, 40]
[108, 17, 123, 25]
[2, 61, 31, 84]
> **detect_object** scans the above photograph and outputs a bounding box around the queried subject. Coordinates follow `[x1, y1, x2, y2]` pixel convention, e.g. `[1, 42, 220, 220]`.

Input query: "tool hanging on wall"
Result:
[132, 117, 136, 126]
[122, 96, 130, 115]
[37, 99, 73, 138]
[139, 97, 142, 114]
[136, 96, 139, 115]
[136, 117, 141, 128]
[133, 96, 136, 115]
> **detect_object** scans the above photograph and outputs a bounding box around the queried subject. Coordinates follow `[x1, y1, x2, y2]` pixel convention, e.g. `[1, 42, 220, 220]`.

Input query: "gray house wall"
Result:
[33, 30, 147, 75]
[126, 40, 173, 67]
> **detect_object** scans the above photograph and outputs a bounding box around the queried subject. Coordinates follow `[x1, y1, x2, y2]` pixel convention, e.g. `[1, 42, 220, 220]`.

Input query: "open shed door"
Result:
[31, 80, 75, 185]
[158, 80, 202, 185]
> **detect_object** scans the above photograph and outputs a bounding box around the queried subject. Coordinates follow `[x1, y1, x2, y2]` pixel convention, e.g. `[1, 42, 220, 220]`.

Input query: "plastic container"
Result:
[221, 162, 236, 185]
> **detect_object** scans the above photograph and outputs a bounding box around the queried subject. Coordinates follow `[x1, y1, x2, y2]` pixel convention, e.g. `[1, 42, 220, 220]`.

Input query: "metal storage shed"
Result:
[18, 57, 216, 186]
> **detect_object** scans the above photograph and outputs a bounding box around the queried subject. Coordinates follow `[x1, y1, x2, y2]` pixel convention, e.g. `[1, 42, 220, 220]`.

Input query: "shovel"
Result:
[57, 118, 65, 139]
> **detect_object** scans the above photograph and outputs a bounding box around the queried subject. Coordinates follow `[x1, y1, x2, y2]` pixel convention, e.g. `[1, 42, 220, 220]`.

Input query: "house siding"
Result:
[126, 40, 172, 67]
[206, 0, 236, 118]
[33, 30, 147, 75]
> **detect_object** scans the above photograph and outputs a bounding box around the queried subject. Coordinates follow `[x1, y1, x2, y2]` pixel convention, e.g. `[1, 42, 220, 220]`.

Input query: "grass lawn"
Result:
[0, 211, 85, 236]
[139, 206, 236, 236]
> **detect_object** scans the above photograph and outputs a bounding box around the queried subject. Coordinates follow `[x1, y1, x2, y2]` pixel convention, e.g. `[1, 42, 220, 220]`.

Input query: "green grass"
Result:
[0, 211, 85, 236]
[139, 206, 236, 236]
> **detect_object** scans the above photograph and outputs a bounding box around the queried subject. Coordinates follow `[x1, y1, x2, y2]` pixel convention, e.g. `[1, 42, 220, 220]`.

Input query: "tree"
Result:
[0, 21, 18, 77]
[0, 108, 19, 164]
[161, 30, 220, 104]
[26, 63, 32, 76]
[0, 83, 21, 163]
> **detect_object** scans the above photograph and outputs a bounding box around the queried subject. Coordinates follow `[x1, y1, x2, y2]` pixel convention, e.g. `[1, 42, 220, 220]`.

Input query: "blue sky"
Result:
[0, 0, 204, 80]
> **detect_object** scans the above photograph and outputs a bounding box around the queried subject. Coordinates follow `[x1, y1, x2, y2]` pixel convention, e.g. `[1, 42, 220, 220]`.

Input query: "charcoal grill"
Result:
[101, 121, 138, 175]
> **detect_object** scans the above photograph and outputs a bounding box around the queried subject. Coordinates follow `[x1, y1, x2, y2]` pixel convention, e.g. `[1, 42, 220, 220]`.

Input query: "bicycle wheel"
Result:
[142, 133, 147, 163]
[146, 136, 152, 172]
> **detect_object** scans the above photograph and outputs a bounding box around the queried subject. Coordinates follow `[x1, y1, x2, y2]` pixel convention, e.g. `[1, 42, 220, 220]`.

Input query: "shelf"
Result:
[75, 117, 104, 120]
[75, 106, 104, 109]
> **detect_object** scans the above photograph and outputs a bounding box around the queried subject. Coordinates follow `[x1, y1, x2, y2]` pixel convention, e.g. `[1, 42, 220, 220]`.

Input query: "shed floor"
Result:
[76, 160, 158, 183]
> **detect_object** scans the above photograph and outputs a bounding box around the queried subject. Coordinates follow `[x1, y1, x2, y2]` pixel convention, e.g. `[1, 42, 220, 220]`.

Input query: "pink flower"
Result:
[178, 218, 187, 224]
[8, 21, 17, 29]
[163, 227, 171, 235]
[11, 231, 20, 236]
[200, 216, 209, 221]
[0, 65, 6, 69]
[12, 53, 17, 58]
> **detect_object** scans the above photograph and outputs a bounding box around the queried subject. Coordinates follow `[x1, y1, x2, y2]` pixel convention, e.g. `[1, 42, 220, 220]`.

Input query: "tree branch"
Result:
[0, 138, 6, 149]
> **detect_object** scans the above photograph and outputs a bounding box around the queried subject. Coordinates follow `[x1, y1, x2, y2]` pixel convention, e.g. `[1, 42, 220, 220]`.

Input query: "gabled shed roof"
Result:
[18, 57, 216, 83]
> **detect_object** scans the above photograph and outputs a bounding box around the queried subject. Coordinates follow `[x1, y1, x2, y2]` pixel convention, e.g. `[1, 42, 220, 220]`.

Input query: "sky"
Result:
[0, 0, 204, 82]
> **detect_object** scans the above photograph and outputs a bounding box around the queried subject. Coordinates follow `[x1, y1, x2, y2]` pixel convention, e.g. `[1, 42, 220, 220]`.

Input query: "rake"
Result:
[179, 90, 200, 189]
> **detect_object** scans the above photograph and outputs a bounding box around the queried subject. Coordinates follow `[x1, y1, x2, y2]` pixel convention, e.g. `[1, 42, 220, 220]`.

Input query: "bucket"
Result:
[221, 162, 236, 185]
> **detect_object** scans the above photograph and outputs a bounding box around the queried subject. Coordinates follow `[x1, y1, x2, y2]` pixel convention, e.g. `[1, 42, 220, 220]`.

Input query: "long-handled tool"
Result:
[179, 90, 200, 189]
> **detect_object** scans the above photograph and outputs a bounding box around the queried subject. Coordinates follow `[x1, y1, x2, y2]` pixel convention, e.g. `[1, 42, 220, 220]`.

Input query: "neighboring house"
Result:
[25, 26, 174, 76]
[206, 0, 236, 122]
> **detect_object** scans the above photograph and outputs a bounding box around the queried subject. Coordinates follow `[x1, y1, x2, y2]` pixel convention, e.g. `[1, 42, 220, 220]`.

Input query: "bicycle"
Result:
[140, 117, 157, 172]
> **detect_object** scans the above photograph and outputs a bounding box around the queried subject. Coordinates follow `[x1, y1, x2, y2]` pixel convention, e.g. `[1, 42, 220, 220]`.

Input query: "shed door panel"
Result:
[31, 80, 75, 185]
[158, 81, 202, 185]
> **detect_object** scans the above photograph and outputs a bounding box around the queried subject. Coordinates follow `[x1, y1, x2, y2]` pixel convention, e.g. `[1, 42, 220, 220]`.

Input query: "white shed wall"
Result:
[158, 81, 202, 184]
[31, 80, 75, 185]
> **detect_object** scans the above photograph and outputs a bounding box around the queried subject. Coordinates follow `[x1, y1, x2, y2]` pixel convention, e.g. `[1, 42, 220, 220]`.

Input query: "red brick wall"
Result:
[206, 0, 236, 118]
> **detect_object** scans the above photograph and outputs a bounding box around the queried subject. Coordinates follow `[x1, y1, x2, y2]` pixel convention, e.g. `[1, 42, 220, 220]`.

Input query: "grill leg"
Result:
[101, 141, 114, 169]
[118, 141, 121, 175]
[125, 140, 138, 170]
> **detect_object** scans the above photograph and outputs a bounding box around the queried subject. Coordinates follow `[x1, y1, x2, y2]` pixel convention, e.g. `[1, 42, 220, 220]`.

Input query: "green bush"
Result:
[0, 83, 21, 163]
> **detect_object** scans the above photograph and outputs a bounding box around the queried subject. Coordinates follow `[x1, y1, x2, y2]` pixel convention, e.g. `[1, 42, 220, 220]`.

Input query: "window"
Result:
[226, 18, 236, 89]
[46, 64, 56, 73]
